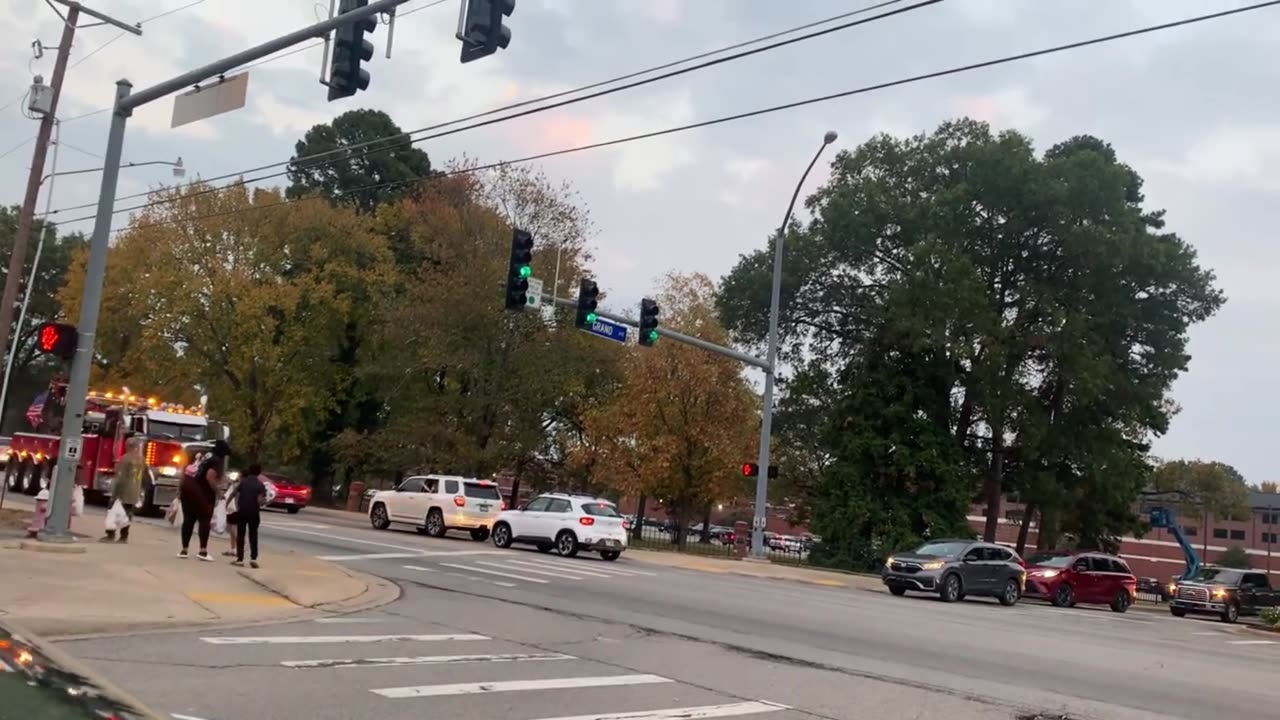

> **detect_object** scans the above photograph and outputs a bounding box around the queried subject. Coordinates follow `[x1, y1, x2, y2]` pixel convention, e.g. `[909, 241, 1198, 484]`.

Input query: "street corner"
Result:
[234, 552, 401, 613]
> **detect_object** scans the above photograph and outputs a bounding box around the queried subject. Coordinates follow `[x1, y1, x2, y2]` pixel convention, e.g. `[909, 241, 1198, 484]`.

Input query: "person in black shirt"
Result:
[178, 440, 229, 561]
[232, 464, 268, 568]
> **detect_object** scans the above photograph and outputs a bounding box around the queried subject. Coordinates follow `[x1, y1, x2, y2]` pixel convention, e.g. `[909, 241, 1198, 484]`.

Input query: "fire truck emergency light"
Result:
[34, 322, 77, 360]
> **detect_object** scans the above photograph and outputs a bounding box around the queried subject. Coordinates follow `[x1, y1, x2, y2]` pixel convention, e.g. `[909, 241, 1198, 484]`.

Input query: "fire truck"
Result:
[3, 381, 230, 515]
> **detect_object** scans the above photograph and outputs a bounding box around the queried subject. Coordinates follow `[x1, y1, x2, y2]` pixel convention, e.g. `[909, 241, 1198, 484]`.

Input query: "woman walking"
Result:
[178, 440, 229, 561]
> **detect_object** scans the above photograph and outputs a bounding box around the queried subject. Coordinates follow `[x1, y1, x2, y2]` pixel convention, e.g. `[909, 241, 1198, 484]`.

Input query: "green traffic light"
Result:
[647, 330, 658, 343]
[586, 312, 597, 324]
[518, 265, 532, 278]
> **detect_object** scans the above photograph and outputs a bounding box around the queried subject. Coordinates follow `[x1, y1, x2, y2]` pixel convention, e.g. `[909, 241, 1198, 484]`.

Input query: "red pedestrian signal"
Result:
[35, 322, 77, 360]
[741, 463, 779, 479]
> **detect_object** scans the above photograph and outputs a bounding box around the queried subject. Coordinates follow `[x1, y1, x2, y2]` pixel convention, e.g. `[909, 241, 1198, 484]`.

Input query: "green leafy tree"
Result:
[1152, 459, 1252, 553]
[719, 119, 1224, 553]
[0, 206, 84, 433]
[1218, 545, 1251, 569]
[286, 109, 437, 215]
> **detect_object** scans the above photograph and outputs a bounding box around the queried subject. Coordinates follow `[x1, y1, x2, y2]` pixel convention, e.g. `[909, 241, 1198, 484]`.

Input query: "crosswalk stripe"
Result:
[371, 673, 673, 698]
[526, 701, 791, 720]
[1227, 640, 1277, 645]
[402, 565, 437, 572]
[477, 561, 586, 580]
[440, 562, 549, 583]
[283, 652, 575, 669]
[319, 552, 428, 561]
[201, 634, 487, 645]
[517, 557, 653, 577]
[506, 558, 615, 578]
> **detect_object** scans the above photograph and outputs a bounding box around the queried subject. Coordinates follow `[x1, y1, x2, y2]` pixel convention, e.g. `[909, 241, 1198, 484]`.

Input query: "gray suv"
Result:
[881, 539, 1025, 606]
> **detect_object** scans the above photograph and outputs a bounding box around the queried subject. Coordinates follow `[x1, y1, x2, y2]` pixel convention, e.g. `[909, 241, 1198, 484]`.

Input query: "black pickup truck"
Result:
[1169, 566, 1280, 623]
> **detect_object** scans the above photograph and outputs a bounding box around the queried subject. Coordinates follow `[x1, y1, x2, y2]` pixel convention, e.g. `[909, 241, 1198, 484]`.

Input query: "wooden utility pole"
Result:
[0, 1, 140, 419]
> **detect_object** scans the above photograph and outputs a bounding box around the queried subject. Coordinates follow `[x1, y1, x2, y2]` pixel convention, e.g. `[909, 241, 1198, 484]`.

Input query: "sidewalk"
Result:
[0, 504, 398, 639]
[630, 549, 884, 590]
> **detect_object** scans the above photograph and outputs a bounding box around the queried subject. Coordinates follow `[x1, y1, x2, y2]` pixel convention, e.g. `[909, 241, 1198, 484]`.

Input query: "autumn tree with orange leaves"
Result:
[578, 272, 757, 545]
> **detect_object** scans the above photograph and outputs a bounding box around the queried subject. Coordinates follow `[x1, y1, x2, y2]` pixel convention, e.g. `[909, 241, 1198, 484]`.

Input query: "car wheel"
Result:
[889, 586, 907, 597]
[998, 578, 1020, 607]
[286, 507, 301, 514]
[1110, 590, 1131, 613]
[555, 530, 580, 558]
[425, 509, 446, 538]
[1221, 601, 1240, 624]
[1170, 607, 1187, 618]
[491, 522, 513, 548]
[1051, 583, 1074, 608]
[470, 528, 490, 542]
[536, 542, 554, 553]
[370, 503, 390, 530]
[600, 550, 621, 562]
[939, 573, 962, 603]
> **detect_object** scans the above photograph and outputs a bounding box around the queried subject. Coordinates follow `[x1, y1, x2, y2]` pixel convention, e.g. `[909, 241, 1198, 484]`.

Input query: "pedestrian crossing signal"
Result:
[35, 322, 77, 360]
[741, 463, 778, 479]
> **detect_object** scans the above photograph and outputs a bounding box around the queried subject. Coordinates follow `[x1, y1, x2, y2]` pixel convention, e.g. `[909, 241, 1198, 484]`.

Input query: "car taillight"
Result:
[579, 517, 595, 526]
[302, 487, 311, 496]
[501, 500, 507, 510]
[622, 519, 630, 530]
[453, 496, 466, 507]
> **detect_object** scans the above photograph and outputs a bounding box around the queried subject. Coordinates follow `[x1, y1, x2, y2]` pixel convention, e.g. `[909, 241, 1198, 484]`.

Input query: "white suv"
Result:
[491, 493, 628, 560]
[368, 475, 505, 541]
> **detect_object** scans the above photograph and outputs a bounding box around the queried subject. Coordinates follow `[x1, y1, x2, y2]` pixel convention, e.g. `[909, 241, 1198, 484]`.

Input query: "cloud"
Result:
[724, 157, 769, 184]
[1146, 124, 1280, 193]
[949, 88, 1049, 132]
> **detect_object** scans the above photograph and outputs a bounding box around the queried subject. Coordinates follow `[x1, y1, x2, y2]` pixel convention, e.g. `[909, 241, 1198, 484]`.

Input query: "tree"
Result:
[1152, 459, 1252, 553]
[1219, 545, 1251, 569]
[719, 119, 1224, 552]
[1257, 481, 1278, 494]
[286, 109, 437, 215]
[59, 182, 392, 464]
[0, 206, 84, 433]
[580, 273, 757, 546]
[341, 169, 612, 487]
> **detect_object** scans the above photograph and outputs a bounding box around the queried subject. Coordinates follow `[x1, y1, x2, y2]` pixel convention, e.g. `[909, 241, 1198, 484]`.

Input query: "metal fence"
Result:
[626, 520, 817, 564]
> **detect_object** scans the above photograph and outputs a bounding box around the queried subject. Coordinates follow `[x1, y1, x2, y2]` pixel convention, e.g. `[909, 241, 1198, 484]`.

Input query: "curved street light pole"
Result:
[751, 130, 838, 558]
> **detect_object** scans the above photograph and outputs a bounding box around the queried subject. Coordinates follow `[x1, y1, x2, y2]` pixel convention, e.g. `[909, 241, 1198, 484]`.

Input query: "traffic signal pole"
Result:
[40, 0, 413, 543]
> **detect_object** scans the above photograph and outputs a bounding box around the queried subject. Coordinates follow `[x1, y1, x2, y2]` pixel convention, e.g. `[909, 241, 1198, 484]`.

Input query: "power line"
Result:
[47, 0, 931, 219]
[0, 136, 35, 161]
[60, 0, 1279, 232]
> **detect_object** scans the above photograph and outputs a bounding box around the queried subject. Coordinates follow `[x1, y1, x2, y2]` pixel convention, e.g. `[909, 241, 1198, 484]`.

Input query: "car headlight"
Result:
[158, 466, 179, 477]
[1212, 588, 1226, 598]
[921, 560, 945, 570]
[1040, 569, 1059, 578]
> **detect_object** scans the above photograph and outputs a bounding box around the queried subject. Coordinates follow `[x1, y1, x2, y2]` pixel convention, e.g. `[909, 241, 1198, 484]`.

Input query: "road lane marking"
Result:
[1192, 631, 1229, 635]
[262, 521, 330, 529]
[476, 561, 586, 580]
[1227, 640, 1277, 645]
[284, 652, 575, 669]
[507, 558, 615, 578]
[371, 673, 673, 698]
[403, 564, 438, 572]
[440, 562, 548, 583]
[515, 557, 656, 577]
[314, 617, 383, 624]
[201, 634, 488, 645]
[264, 526, 432, 552]
[527, 701, 791, 720]
[319, 552, 429, 561]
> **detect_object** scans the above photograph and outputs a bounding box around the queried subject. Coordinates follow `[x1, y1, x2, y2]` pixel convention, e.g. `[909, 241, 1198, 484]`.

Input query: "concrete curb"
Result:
[40, 566, 402, 642]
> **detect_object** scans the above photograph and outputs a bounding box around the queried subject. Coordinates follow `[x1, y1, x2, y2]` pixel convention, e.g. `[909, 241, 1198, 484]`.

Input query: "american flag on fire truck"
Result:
[26, 390, 47, 428]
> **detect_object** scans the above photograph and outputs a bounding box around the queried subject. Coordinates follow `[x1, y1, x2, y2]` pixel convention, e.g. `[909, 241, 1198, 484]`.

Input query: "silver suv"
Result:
[881, 539, 1025, 606]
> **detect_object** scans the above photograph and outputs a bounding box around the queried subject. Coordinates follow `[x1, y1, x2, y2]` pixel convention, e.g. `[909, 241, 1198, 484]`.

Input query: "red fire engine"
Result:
[3, 381, 229, 515]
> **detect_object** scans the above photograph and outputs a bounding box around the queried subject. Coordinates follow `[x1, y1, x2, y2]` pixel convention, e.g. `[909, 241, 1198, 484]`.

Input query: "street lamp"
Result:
[750, 129, 838, 558]
[42, 155, 185, 185]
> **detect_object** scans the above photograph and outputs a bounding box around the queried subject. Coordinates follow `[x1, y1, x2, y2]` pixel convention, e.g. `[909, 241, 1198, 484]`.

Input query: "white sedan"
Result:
[490, 493, 628, 560]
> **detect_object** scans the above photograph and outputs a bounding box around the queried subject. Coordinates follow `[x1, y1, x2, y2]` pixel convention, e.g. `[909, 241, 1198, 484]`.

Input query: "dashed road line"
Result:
[371, 673, 673, 698]
[284, 651, 576, 669]
[526, 701, 791, 720]
[201, 633, 488, 645]
[440, 562, 549, 584]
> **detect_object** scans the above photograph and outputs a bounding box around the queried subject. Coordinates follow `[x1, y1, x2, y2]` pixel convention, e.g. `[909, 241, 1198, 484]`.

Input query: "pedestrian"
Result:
[222, 473, 240, 559]
[231, 464, 268, 568]
[101, 437, 144, 544]
[178, 439, 229, 561]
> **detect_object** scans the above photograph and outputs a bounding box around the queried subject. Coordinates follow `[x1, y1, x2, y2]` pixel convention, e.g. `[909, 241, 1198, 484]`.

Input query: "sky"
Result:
[0, 0, 1276, 483]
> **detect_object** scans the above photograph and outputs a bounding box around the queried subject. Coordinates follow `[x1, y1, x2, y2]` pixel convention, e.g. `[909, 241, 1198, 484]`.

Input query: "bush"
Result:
[1261, 607, 1280, 627]
[1219, 545, 1251, 569]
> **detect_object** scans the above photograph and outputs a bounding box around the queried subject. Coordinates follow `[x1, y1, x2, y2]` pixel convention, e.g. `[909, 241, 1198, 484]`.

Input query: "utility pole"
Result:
[0, 1, 140, 421]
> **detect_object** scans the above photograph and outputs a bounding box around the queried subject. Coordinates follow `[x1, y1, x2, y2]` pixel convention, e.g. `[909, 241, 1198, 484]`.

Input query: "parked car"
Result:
[0, 617, 165, 718]
[492, 492, 629, 560]
[368, 475, 505, 541]
[881, 539, 1025, 606]
[1169, 566, 1280, 623]
[1023, 552, 1137, 613]
[262, 472, 311, 513]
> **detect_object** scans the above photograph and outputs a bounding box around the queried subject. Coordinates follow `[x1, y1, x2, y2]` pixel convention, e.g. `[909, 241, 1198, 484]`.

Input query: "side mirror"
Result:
[963, 555, 977, 563]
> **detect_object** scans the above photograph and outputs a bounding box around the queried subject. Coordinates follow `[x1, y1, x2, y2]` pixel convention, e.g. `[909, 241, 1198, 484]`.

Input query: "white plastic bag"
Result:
[105, 499, 129, 532]
[71, 486, 85, 517]
[165, 499, 182, 526]
[263, 481, 277, 505]
[213, 503, 227, 535]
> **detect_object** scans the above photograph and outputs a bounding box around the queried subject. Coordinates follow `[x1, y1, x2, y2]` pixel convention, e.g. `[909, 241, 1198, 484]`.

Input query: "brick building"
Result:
[970, 488, 1280, 581]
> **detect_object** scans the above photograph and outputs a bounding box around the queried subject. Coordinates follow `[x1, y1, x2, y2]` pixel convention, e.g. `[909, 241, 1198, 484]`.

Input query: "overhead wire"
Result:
[56, 0, 1280, 233]
[46, 0, 930, 219]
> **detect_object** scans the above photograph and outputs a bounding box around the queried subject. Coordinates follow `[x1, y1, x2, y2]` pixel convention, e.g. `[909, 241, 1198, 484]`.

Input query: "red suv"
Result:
[1024, 552, 1137, 613]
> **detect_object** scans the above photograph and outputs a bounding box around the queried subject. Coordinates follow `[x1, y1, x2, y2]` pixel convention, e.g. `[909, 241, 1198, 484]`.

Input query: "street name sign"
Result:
[584, 318, 628, 344]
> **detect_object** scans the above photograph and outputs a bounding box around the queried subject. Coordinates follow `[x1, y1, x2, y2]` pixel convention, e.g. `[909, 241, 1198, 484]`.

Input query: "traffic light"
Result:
[638, 298, 659, 347]
[505, 228, 534, 311]
[575, 279, 599, 329]
[35, 322, 77, 360]
[741, 463, 778, 479]
[459, 0, 514, 64]
[327, 0, 377, 101]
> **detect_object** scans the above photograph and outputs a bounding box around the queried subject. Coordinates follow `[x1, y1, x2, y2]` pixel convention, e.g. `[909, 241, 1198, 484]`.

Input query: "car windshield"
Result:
[581, 502, 621, 517]
[913, 541, 968, 558]
[1027, 553, 1073, 568]
[463, 482, 501, 500]
[148, 420, 206, 440]
[1190, 567, 1243, 584]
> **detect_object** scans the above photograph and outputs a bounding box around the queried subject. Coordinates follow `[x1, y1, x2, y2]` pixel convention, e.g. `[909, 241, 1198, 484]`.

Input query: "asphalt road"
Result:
[58, 508, 1280, 720]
